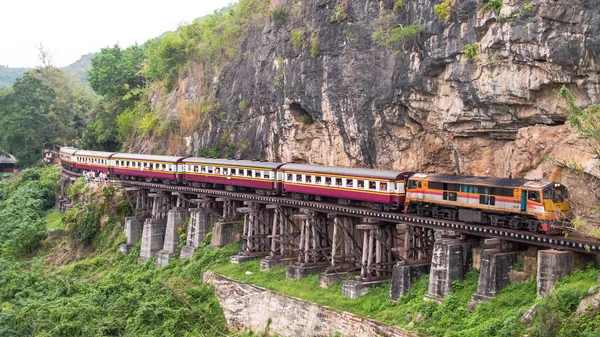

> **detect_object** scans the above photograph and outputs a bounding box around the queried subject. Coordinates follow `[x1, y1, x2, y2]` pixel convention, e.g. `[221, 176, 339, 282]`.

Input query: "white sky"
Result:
[0, 0, 235, 68]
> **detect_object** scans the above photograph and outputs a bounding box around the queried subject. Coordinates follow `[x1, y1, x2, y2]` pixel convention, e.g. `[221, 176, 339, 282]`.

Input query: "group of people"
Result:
[82, 170, 108, 182]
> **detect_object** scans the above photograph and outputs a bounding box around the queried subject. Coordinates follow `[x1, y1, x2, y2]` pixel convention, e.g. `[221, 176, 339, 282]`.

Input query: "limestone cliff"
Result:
[127, 0, 600, 183]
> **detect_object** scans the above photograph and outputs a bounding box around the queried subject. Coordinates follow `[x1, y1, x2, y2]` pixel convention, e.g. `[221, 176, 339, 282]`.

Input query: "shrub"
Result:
[271, 6, 288, 23]
[291, 29, 305, 52]
[310, 30, 319, 58]
[434, 0, 452, 20]
[482, 0, 503, 16]
[238, 100, 248, 111]
[463, 43, 479, 61]
[197, 144, 219, 158]
[393, 0, 404, 13]
[331, 4, 348, 23]
[372, 24, 423, 50]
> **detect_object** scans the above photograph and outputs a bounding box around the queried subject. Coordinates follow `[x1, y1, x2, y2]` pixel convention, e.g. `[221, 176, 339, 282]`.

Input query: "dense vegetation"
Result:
[0, 166, 58, 258]
[0, 67, 98, 167]
[216, 260, 600, 337]
[0, 168, 242, 336]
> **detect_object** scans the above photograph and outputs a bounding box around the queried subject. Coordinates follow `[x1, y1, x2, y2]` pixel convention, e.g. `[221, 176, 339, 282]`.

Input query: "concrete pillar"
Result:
[425, 238, 474, 303]
[138, 219, 166, 263]
[180, 209, 214, 259]
[469, 249, 517, 309]
[389, 262, 431, 301]
[124, 217, 144, 245]
[211, 221, 234, 248]
[162, 208, 189, 254]
[537, 249, 573, 298]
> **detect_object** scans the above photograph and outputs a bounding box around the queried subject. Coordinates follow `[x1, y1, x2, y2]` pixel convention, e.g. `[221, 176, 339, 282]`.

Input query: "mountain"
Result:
[62, 53, 94, 85]
[0, 53, 94, 88]
[0, 66, 27, 88]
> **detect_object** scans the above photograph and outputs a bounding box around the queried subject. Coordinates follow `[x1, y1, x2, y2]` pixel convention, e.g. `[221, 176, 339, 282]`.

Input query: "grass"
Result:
[214, 262, 600, 337]
[44, 209, 64, 231]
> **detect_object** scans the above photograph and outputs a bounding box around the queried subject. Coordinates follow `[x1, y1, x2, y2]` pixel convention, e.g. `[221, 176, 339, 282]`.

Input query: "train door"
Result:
[415, 180, 424, 201]
[521, 190, 528, 212]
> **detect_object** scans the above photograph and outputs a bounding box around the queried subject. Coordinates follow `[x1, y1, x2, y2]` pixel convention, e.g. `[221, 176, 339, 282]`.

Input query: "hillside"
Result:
[0, 65, 27, 88]
[0, 53, 94, 88]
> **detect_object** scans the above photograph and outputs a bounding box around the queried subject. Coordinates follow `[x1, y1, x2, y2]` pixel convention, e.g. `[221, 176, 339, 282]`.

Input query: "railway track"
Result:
[61, 169, 600, 255]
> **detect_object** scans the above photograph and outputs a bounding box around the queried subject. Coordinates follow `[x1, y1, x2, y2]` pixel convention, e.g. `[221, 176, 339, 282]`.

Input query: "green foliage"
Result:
[271, 6, 289, 23]
[291, 28, 305, 52]
[238, 100, 248, 111]
[531, 266, 600, 337]
[145, 33, 187, 91]
[44, 209, 64, 231]
[0, 166, 58, 258]
[197, 144, 219, 157]
[434, 0, 452, 20]
[89, 44, 146, 102]
[138, 112, 160, 135]
[372, 24, 424, 51]
[481, 0, 503, 15]
[463, 43, 479, 61]
[68, 177, 88, 201]
[274, 72, 284, 89]
[310, 30, 320, 58]
[331, 4, 348, 23]
[392, 0, 404, 13]
[0, 69, 90, 167]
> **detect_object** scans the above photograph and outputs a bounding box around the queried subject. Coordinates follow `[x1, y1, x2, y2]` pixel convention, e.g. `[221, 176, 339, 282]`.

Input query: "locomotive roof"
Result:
[280, 163, 409, 180]
[111, 153, 185, 162]
[183, 157, 283, 169]
[411, 173, 553, 189]
[60, 147, 79, 155]
[74, 150, 115, 158]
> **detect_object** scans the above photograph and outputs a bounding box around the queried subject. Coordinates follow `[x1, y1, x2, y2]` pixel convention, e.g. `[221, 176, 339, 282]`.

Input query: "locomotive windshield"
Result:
[542, 184, 569, 203]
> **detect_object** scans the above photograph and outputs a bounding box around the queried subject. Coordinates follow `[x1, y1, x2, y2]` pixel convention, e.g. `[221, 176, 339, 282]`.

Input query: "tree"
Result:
[0, 73, 54, 166]
[88, 44, 146, 103]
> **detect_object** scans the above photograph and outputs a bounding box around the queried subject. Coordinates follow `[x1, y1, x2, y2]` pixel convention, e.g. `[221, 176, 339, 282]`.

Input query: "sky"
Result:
[0, 0, 235, 68]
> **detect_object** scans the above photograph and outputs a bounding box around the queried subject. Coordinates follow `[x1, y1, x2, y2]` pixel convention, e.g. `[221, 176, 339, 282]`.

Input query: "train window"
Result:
[255, 171, 261, 178]
[408, 180, 417, 189]
[296, 174, 302, 182]
[215, 167, 221, 174]
[201, 166, 206, 173]
[335, 178, 342, 187]
[264, 172, 271, 179]
[287, 174, 293, 181]
[162, 164, 167, 171]
[495, 188, 513, 197]
[357, 180, 365, 188]
[194, 166, 199, 173]
[231, 169, 237, 175]
[346, 179, 353, 187]
[246, 170, 252, 177]
[528, 191, 540, 202]
[369, 181, 376, 190]
[238, 169, 244, 176]
[380, 182, 388, 191]
[126, 161, 130, 167]
[472, 185, 480, 194]
[208, 167, 214, 174]
[428, 181, 443, 190]
[305, 175, 311, 183]
[447, 183, 460, 192]
[223, 168, 229, 175]
[325, 177, 332, 185]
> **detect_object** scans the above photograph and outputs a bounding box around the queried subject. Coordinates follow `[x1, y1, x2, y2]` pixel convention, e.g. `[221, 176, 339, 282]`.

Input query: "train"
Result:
[59, 147, 571, 234]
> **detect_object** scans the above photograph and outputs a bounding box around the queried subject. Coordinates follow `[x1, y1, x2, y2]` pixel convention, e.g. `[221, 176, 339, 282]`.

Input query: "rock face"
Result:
[203, 271, 417, 337]
[128, 0, 600, 181]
